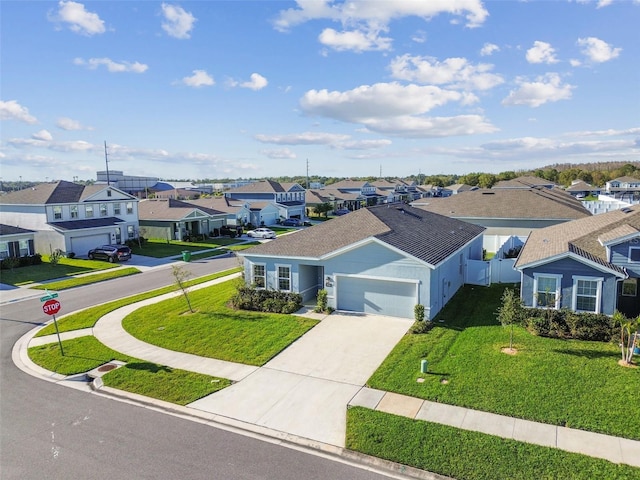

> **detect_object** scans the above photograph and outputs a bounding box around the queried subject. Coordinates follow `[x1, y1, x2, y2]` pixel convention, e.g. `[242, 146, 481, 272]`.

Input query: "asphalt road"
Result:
[0, 256, 399, 480]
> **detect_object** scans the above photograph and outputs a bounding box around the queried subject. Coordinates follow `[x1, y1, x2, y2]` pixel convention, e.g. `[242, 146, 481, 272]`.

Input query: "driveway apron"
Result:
[187, 313, 413, 446]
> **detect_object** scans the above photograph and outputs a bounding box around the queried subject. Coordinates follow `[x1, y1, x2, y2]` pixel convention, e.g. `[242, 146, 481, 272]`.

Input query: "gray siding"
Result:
[610, 241, 640, 277]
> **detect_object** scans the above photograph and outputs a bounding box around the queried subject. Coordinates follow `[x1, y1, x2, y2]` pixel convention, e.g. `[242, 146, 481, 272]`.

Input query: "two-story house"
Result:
[224, 180, 305, 225]
[0, 181, 139, 257]
[515, 205, 640, 317]
[605, 176, 640, 201]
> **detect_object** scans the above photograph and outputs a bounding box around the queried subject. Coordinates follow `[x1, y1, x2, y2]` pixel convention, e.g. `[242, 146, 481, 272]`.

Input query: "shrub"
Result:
[414, 304, 425, 322]
[230, 284, 303, 314]
[523, 308, 615, 342]
[410, 320, 434, 334]
[49, 249, 63, 266]
[315, 289, 328, 313]
[66, 252, 76, 259]
[1, 256, 20, 270]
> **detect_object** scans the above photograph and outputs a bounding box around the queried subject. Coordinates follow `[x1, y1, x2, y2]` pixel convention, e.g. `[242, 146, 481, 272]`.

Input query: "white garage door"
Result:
[337, 276, 417, 318]
[71, 234, 111, 258]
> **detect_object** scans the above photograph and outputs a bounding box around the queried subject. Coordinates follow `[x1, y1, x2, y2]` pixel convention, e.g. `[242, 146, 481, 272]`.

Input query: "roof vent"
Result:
[621, 207, 632, 214]
[482, 191, 495, 195]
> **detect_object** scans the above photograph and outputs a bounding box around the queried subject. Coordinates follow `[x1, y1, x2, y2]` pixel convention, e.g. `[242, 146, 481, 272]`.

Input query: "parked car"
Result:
[334, 209, 350, 216]
[246, 228, 276, 239]
[88, 244, 132, 263]
[281, 218, 302, 226]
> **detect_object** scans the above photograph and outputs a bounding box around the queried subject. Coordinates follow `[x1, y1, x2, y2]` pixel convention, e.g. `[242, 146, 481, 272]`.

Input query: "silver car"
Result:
[246, 228, 276, 239]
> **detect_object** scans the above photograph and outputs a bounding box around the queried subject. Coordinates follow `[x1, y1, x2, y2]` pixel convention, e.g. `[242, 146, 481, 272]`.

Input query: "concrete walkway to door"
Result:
[188, 312, 414, 446]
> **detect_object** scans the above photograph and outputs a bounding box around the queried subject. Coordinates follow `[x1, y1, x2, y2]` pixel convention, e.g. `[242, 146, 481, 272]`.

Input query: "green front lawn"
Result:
[347, 408, 640, 480]
[122, 279, 318, 366]
[30, 267, 141, 290]
[0, 255, 118, 286]
[28, 336, 229, 405]
[368, 284, 640, 439]
[130, 238, 242, 258]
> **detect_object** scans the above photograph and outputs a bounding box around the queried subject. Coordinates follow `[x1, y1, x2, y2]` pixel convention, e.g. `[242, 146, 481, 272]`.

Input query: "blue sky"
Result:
[1, 1, 639, 182]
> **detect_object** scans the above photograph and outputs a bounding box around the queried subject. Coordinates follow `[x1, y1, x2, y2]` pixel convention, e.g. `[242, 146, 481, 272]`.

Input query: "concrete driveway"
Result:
[188, 312, 413, 446]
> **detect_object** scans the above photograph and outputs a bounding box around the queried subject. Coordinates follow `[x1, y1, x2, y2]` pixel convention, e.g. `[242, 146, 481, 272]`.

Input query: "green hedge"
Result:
[0, 253, 43, 270]
[230, 284, 302, 314]
[522, 308, 615, 342]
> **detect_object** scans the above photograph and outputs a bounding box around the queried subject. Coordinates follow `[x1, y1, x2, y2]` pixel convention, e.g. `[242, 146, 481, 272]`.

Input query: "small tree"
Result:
[315, 289, 328, 313]
[613, 310, 639, 365]
[313, 202, 332, 218]
[49, 248, 63, 266]
[172, 265, 194, 313]
[414, 304, 425, 322]
[497, 287, 523, 352]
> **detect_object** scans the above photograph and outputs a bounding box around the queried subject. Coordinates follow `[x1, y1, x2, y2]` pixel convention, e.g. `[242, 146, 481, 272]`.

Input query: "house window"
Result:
[85, 205, 94, 218]
[70, 205, 78, 218]
[126, 202, 133, 215]
[622, 278, 637, 296]
[127, 225, 135, 239]
[572, 276, 603, 313]
[53, 206, 62, 220]
[0, 242, 9, 259]
[114, 203, 121, 215]
[107, 190, 112, 197]
[100, 203, 108, 216]
[629, 247, 640, 262]
[533, 273, 562, 309]
[252, 264, 266, 288]
[19, 240, 30, 256]
[277, 265, 291, 291]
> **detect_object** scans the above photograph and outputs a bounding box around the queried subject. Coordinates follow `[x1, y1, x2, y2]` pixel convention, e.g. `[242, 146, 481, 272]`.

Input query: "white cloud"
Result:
[318, 27, 392, 52]
[180, 70, 215, 88]
[32, 130, 53, 141]
[161, 3, 196, 39]
[260, 148, 297, 159]
[273, 0, 488, 52]
[480, 43, 500, 56]
[56, 117, 92, 131]
[526, 41, 559, 64]
[229, 73, 268, 90]
[362, 115, 498, 138]
[254, 132, 351, 145]
[300, 82, 466, 123]
[73, 57, 148, 73]
[49, 1, 105, 36]
[0, 100, 38, 124]
[337, 139, 392, 150]
[577, 37, 621, 63]
[388, 55, 504, 91]
[8, 137, 95, 152]
[502, 73, 574, 107]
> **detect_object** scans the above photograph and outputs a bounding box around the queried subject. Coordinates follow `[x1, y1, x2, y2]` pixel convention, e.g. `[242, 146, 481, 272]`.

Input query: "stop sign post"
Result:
[41, 295, 64, 356]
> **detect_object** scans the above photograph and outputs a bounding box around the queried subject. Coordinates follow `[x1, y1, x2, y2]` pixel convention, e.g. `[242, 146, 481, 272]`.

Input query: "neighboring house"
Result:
[412, 187, 591, 252]
[565, 180, 601, 199]
[443, 183, 478, 196]
[515, 205, 640, 317]
[187, 197, 252, 226]
[325, 180, 383, 207]
[225, 180, 306, 222]
[138, 198, 227, 241]
[154, 188, 202, 200]
[0, 224, 36, 260]
[239, 204, 485, 319]
[0, 181, 139, 256]
[605, 176, 640, 201]
[493, 176, 557, 189]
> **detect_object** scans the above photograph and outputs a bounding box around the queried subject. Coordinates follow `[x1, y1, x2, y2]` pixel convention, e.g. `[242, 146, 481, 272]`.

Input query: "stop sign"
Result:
[43, 299, 61, 316]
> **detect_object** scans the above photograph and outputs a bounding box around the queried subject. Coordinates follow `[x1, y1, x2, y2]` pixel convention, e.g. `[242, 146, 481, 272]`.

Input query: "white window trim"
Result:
[532, 273, 563, 309]
[571, 275, 603, 313]
[629, 246, 640, 263]
[276, 263, 292, 292]
[251, 262, 266, 289]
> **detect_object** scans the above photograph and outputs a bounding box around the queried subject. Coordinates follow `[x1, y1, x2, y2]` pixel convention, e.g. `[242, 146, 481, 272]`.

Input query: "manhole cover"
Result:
[97, 364, 118, 373]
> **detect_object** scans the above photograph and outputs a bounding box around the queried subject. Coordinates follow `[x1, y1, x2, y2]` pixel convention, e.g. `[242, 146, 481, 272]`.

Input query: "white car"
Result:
[247, 228, 276, 239]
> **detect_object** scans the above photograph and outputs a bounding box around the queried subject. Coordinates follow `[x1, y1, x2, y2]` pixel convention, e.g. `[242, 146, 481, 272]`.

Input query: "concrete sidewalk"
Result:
[15, 280, 640, 470]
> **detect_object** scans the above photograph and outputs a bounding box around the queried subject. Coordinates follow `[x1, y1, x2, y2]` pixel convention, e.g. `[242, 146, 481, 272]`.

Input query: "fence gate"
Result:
[466, 260, 491, 286]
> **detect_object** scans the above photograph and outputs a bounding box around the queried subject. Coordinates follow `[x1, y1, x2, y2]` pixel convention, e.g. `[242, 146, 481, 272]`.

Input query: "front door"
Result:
[617, 279, 640, 317]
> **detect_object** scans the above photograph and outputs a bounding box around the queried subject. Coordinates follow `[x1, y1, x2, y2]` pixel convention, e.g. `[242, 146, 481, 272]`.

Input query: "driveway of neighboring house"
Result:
[187, 312, 413, 446]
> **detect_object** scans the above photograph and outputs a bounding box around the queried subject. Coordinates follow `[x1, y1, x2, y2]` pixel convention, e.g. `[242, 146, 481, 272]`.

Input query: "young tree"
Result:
[172, 265, 194, 313]
[613, 310, 640, 365]
[497, 287, 523, 352]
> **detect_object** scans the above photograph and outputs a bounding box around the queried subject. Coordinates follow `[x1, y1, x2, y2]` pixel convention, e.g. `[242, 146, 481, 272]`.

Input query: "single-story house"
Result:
[138, 198, 227, 241]
[0, 224, 36, 260]
[239, 204, 485, 319]
[515, 205, 640, 317]
[186, 197, 252, 227]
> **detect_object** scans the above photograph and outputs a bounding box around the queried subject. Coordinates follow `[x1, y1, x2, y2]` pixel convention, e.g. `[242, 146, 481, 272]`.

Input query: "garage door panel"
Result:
[71, 234, 111, 257]
[337, 277, 416, 318]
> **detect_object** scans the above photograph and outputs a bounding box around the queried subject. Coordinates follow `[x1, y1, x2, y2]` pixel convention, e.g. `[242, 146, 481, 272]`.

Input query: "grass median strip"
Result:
[28, 336, 229, 405]
[346, 407, 640, 480]
[35, 267, 242, 336]
[122, 280, 318, 366]
[368, 284, 640, 440]
[31, 267, 141, 290]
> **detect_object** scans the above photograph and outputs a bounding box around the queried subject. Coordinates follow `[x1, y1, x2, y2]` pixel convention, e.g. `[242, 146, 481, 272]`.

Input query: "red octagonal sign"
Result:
[43, 299, 61, 316]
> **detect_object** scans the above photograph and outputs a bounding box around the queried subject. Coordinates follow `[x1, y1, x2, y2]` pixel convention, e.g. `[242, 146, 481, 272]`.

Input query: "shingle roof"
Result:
[50, 217, 125, 231]
[138, 198, 223, 221]
[414, 187, 590, 221]
[0, 224, 35, 235]
[241, 204, 485, 266]
[226, 180, 284, 193]
[0, 181, 130, 205]
[565, 180, 598, 192]
[187, 197, 243, 213]
[327, 179, 370, 189]
[493, 176, 556, 189]
[515, 205, 640, 272]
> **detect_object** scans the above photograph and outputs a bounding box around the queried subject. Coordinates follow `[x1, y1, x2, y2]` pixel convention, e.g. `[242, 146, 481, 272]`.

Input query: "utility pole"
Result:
[104, 141, 111, 186]
[306, 158, 310, 190]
